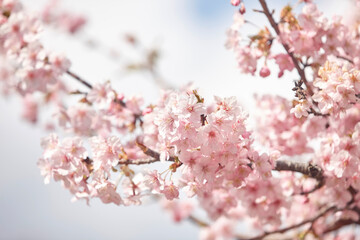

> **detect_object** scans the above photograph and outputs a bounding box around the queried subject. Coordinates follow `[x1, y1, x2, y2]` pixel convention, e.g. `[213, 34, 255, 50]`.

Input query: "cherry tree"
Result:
[1, 0, 360, 239]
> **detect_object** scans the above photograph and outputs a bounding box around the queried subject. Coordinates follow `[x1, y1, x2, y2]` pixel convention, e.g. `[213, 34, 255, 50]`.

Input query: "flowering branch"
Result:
[274, 160, 324, 182]
[274, 160, 325, 195]
[4, 0, 360, 238]
[66, 70, 93, 89]
[258, 0, 313, 96]
[136, 141, 177, 163]
[188, 215, 209, 228]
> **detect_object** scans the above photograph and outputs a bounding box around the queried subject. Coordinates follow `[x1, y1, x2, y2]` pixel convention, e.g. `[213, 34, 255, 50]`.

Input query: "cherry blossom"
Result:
[3, 0, 360, 239]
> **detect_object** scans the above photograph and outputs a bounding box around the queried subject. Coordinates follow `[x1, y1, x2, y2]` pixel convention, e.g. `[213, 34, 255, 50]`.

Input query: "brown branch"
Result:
[321, 205, 360, 236]
[66, 70, 93, 89]
[336, 55, 355, 65]
[322, 219, 359, 235]
[66, 69, 144, 126]
[274, 160, 324, 182]
[308, 108, 329, 117]
[274, 160, 325, 195]
[258, 0, 313, 96]
[118, 158, 160, 165]
[188, 215, 209, 228]
[136, 141, 176, 162]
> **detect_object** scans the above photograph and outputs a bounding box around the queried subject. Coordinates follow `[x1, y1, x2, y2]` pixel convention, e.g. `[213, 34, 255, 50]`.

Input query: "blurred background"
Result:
[0, 0, 353, 239]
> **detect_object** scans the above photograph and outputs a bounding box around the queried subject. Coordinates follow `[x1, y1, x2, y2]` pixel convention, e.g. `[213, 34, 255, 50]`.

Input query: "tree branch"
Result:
[118, 158, 160, 165]
[258, 0, 313, 96]
[136, 141, 176, 162]
[66, 69, 143, 124]
[66, 70, 93, 89]
[188, 215, 209, 228]
[274, 160, 324, 182]
[322, 219, 359, 235]
[274, 160, 325, 195]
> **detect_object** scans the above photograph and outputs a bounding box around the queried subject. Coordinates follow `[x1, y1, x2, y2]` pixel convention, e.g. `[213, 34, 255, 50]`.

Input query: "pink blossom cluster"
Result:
[0, 0, 70, 94]
[312, 61, 360, 116]
[228, 1, 360, 80]
[290, 60, 360, 119]
[225, 12, 261, 75]
[0, 0, 72, 123]
[141, 90, 286, 223]
[315, 114, 360, 181]
[38, 134, 123, 205]
[41, 0, 86, 34]
[38, 133, 182, 206]
[54, 81, 144, 136]
[39, 87, 287, 235]
[4, 0, 360, 239]
[255, 94, 318, 155]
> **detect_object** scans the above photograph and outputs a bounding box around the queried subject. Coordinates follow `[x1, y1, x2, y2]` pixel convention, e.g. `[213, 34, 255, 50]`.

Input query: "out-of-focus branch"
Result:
[149, 66, 174, 90]
[322, 219, 359, 235]
[188, 215, 209, 228]
[336, 55, 355, 64]
[125, 46, 174, 90]
[321, 206, 360, 236]
[66, 70, 93, 89]
[237, 206, 339, 240]
[188, 215, 248, 239]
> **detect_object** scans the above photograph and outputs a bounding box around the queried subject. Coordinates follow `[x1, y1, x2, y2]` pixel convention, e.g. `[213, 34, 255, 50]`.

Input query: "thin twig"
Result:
[66, 69, 144, 125]
[66, 70, 93, 89]
[336, 55, 355, 64]
[136, 141, 176, 162]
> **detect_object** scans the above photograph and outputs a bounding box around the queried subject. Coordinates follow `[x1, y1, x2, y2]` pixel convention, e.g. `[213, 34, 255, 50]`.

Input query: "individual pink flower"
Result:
[94, 180, 122, 205]
[290, 100, 310, 118]
[161, 182, 179, 200]
[61, 137, 87, 160]
[143, 170, 162, 192]
[87, 81, 114, 104]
